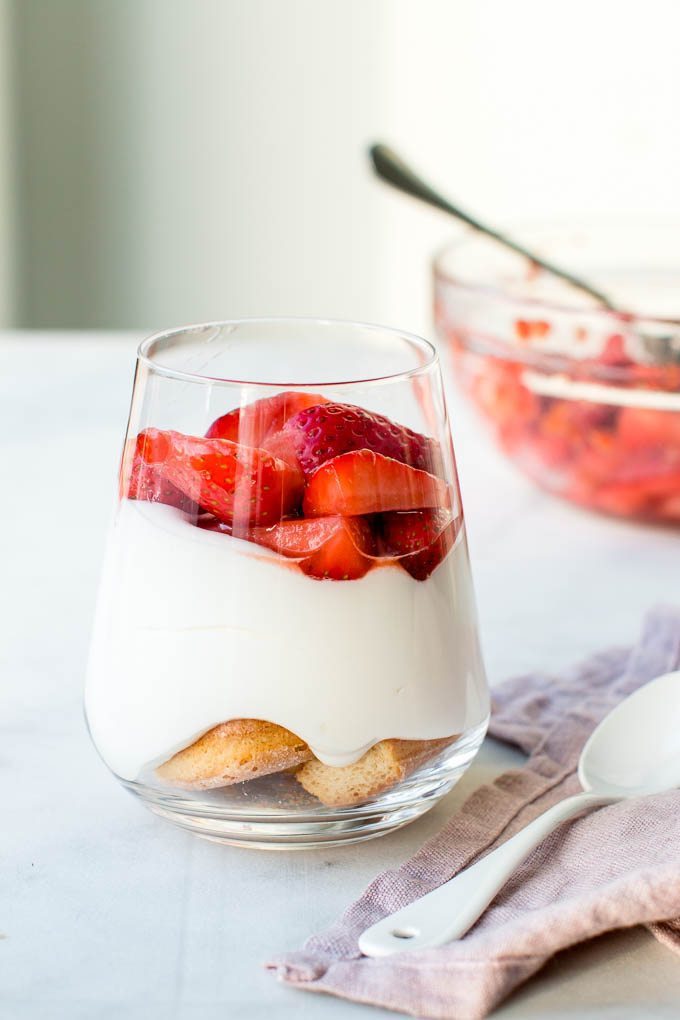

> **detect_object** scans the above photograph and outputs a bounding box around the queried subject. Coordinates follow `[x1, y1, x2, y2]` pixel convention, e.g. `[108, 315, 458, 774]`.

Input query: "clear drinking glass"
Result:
[85, 319, 489, 848]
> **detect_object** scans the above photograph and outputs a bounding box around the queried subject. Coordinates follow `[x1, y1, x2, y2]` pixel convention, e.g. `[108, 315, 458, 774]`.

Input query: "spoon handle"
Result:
[369, 143, 615, 310]
[359, 791, 616, 957]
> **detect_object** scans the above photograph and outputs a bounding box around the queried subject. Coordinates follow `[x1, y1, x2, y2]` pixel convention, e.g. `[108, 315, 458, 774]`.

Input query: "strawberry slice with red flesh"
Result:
[617, 407, 680, 452]
[135, 428, 303, 528]
[264, 401, 443, 477]
[592, 471, 680, 516]
[251, 516, 375, 580]
[206, 391, 327, 447]
[380, 509, 461, 580]
[125, 446, 199, 515]
[303, 449, 451, 517]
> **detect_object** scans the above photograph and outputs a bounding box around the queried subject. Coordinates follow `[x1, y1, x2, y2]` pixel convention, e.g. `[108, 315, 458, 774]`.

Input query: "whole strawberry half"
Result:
[135, 428, 303, 528]
[380, 509, 461, 580]
[263, 402, 443, 477]
[303, 449, 451, 517]
[206, 391, 327, 447]
[251, 516, 375, 580]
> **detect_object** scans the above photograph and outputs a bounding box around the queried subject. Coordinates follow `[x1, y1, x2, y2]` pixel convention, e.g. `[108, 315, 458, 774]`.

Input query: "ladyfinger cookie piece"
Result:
[295, 737, 455, 807]
[156, 719, 313, 790]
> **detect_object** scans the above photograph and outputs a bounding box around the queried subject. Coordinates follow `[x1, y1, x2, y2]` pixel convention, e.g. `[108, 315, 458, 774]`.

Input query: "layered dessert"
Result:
[86, 394, 488, 808]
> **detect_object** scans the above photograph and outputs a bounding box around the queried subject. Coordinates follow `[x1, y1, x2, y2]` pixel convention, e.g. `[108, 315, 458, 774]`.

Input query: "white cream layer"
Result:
[85, 500, 489, 781]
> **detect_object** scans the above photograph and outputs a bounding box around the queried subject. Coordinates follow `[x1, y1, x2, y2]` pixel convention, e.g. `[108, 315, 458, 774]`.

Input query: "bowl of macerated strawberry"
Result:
[434, 222, 680, 523]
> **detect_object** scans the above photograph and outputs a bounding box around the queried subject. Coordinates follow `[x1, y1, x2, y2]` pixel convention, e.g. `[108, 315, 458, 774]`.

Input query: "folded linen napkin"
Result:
[268, 606, 680, 1019]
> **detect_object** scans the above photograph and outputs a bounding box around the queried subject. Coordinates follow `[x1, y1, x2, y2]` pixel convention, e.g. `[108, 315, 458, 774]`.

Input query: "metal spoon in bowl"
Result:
[369, 143, 680, 364]
[359, 669, 680, 957]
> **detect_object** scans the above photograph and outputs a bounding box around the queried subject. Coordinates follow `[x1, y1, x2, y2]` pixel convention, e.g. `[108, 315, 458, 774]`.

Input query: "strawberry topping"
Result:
[617, 407, 680, 451]
[124, 441, 199, 515]
[303, 449, 451, 517]
[264, 401, 443, 477]
[380, 509, 461, 580]
[206, 391, 327, 447]
[251, 516, 375, 580]
[126, 394, 460, 580]
[134, 428, 303, 528]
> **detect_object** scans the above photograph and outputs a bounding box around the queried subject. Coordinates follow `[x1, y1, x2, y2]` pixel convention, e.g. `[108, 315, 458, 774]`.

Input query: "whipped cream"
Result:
[86, 500, 489, 781]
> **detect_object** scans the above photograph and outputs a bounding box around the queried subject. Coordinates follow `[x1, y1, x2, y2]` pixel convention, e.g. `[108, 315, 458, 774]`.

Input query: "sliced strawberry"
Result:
[206, 391, 327, 447]
[135, 428, 303, 528]
[617, 407, 680, 451]
[471, 359, 540, 432]
[303, 449, 451, 517]
[655, 493, 680, 521]
[380, 509, 461, 580]
[122, 439, 198, 514]
[593, 471, 680, 516]
[251, 516, 375, 580]
[263, 401, 443, 477]
[515, 318, 551, 341]
[125, 450, 198, 514]
[596, 333, 634, 369]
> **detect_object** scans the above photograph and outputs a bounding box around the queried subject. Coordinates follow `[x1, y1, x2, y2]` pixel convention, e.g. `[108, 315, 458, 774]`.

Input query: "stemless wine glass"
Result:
[86, 318, 489, 848]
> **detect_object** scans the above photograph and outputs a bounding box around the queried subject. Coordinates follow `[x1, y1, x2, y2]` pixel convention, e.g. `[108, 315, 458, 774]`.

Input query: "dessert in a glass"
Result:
[86, 319, 489, 847]
[435, 223, 680, 523]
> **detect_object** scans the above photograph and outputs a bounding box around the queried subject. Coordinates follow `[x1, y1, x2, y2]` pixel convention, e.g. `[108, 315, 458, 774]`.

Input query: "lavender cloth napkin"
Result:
[268, 607, 680, 1019]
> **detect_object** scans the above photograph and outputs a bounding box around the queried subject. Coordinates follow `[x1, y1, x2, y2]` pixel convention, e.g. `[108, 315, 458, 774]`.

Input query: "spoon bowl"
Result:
[579, 670, 680, 798]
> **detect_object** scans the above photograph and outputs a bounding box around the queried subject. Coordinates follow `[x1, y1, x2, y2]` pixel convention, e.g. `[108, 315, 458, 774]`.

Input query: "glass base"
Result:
[122, 721, 488, 849]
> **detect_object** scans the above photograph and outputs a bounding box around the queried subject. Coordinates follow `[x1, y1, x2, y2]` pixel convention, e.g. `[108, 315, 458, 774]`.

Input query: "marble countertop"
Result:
[3, 332, 680, 1019]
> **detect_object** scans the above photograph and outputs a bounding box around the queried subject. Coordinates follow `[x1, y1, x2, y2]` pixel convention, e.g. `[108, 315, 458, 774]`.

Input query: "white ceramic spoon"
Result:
[359, 669, 680, 957]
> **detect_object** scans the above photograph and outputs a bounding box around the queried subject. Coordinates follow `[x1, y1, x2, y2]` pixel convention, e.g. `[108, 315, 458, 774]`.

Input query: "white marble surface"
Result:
[3, 332, 680, 1019]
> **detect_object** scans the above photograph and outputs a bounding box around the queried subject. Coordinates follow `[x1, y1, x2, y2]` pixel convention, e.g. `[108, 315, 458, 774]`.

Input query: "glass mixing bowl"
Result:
[434, 223, 680, 523]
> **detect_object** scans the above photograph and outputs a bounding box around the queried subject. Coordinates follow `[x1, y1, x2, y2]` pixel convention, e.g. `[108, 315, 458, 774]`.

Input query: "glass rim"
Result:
[137, 316, 439, 388]
[432, 227, 680, 329]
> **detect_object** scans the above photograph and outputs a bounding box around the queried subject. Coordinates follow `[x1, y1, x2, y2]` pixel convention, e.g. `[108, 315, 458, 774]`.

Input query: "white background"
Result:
[3, 0, 680, 333]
